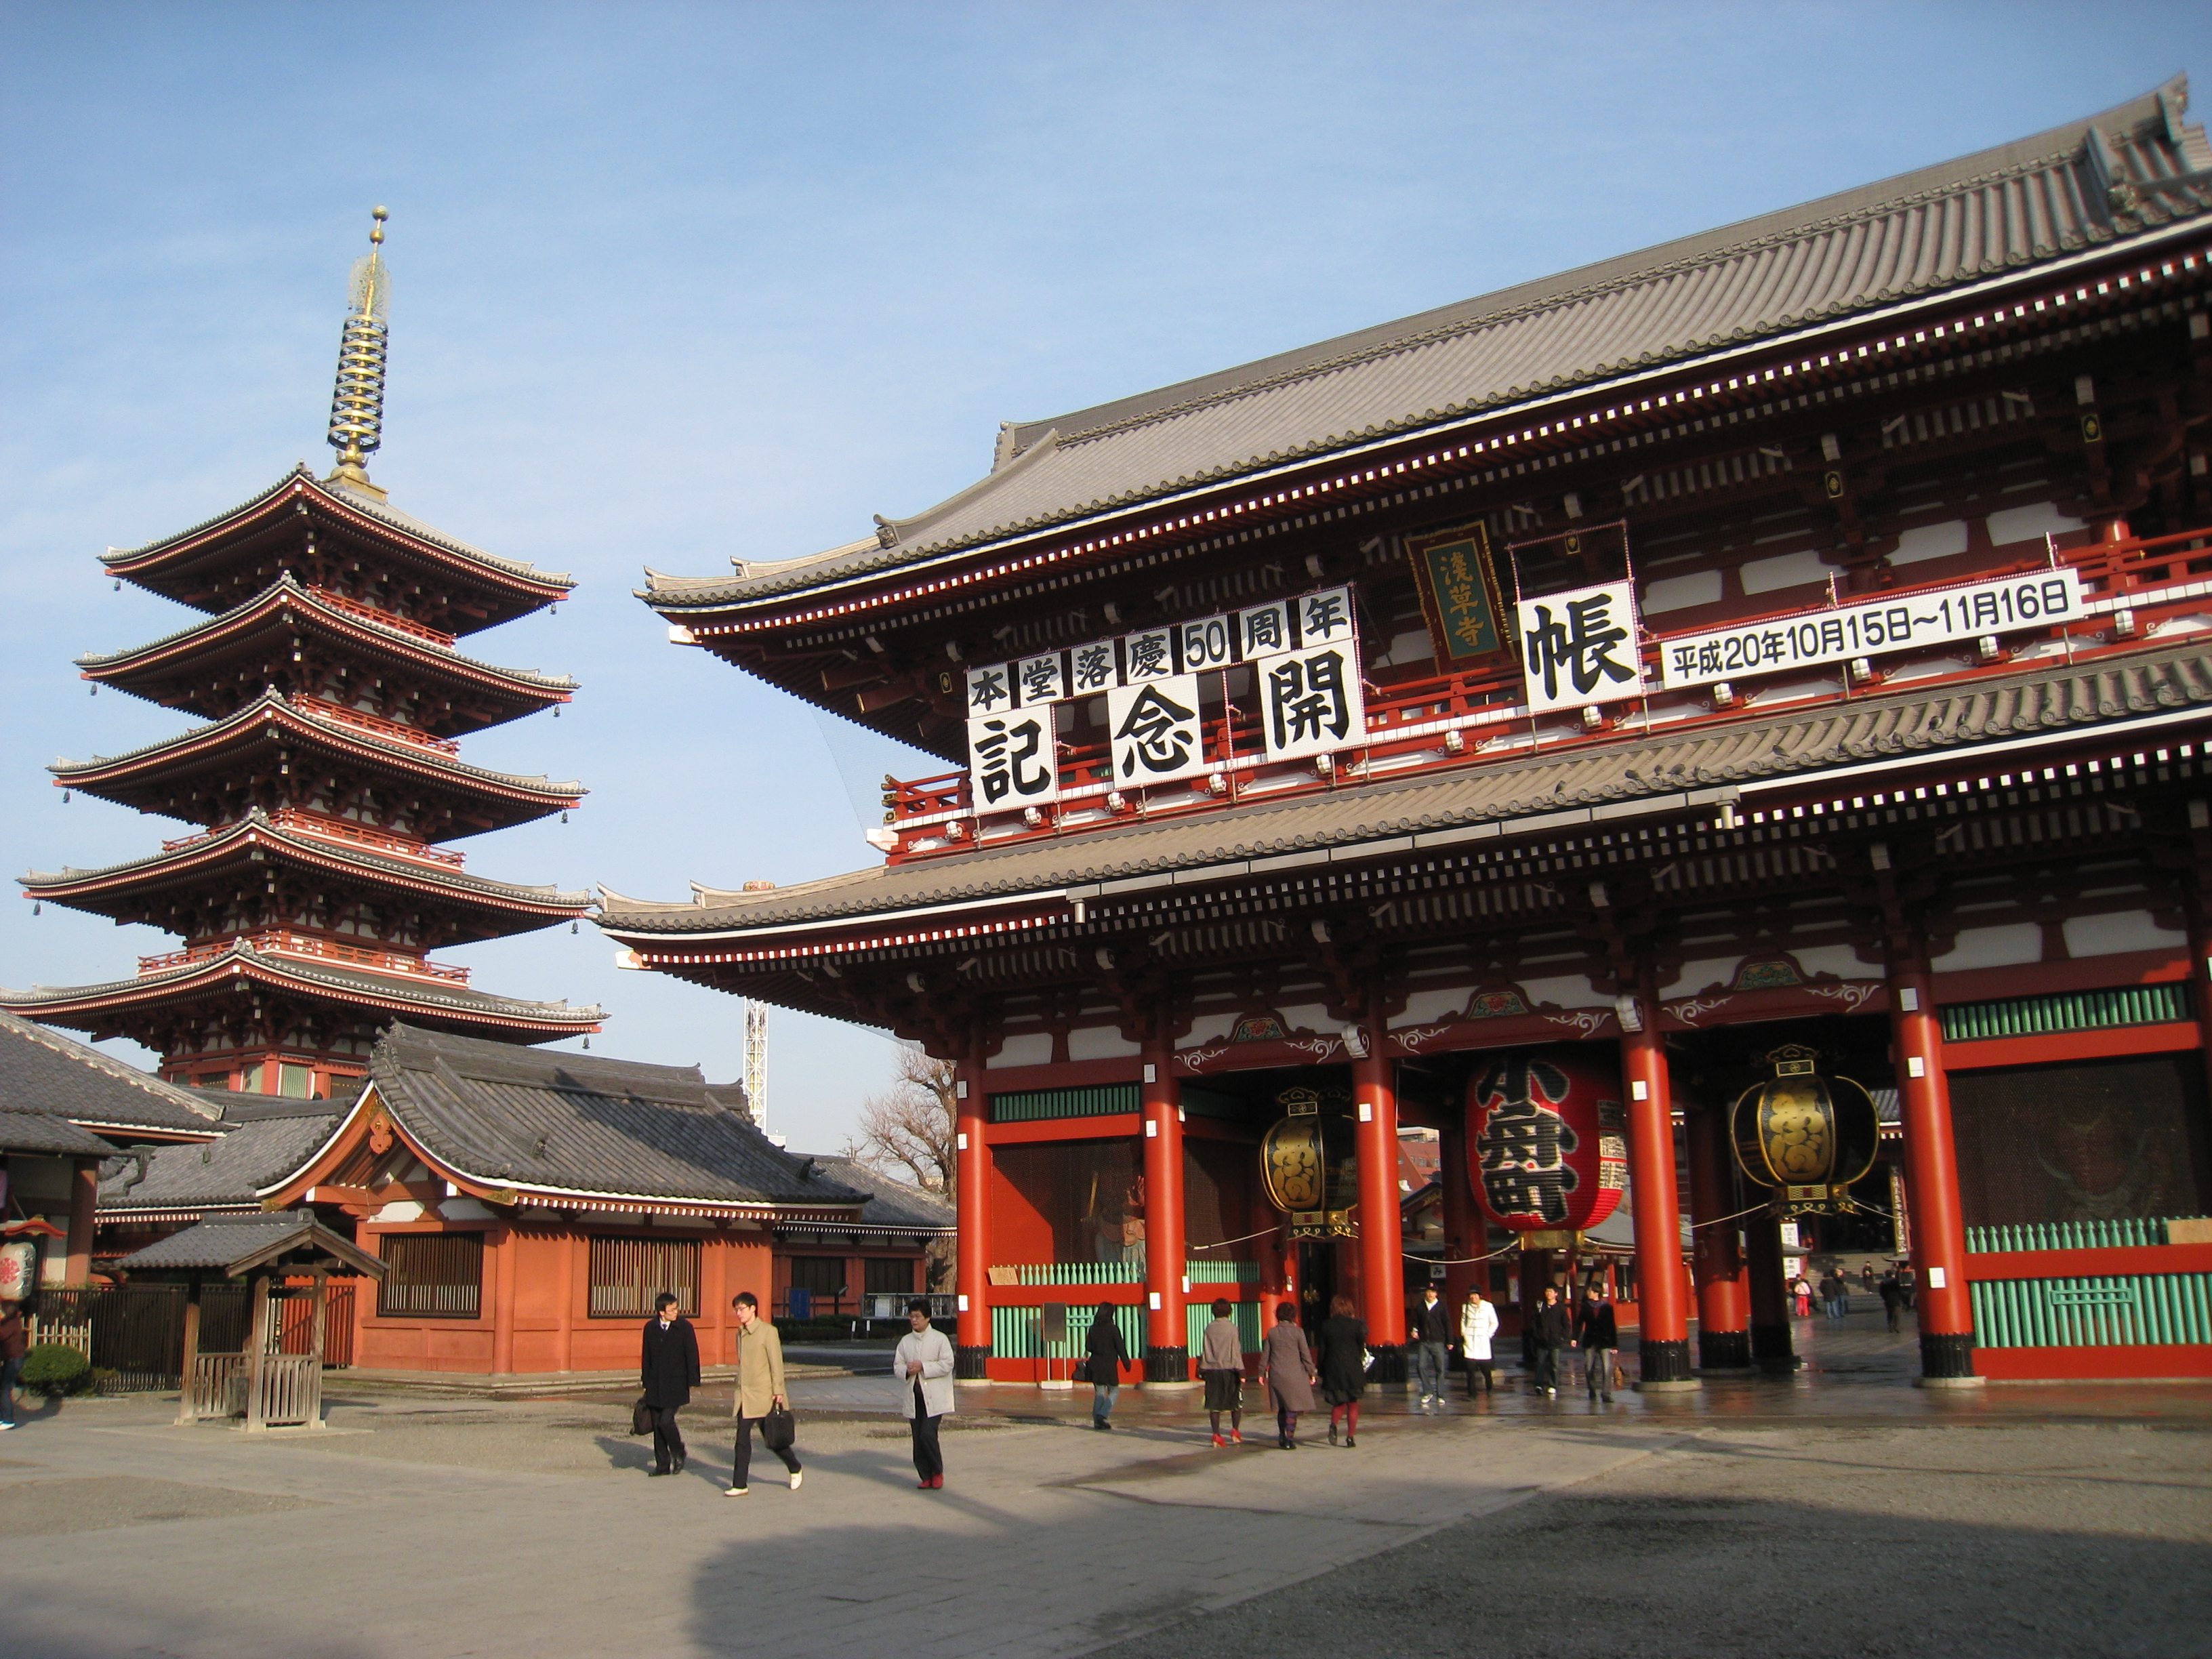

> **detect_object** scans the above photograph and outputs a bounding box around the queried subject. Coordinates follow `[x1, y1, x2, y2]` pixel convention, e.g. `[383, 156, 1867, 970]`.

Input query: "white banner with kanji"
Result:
[1253, 642, 1365, 763]
[966, 709, 1059, 808]
[1514, 579, 1641, 714]
[1106, 673, 1208, 786]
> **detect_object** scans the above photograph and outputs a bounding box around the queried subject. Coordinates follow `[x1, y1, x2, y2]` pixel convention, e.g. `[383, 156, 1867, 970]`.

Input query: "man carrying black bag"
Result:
[640, 1290, 700, 1476]
[726, 1290, 800, 1496]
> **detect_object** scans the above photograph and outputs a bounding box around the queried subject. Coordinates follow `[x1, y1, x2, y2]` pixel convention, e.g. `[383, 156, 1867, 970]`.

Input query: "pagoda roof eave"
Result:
[100, 466, 575, 597]
[76, 574, 578, 704]
[0, 943, 604, 1036]
[636, 80, 2212, 618]
[597, 642, 2212, 949]
[49, 692, 586, 818]
[21, 811, 590, 918]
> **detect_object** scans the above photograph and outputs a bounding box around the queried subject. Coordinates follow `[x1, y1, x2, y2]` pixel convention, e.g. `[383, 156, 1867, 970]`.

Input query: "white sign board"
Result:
[1658, 569, 2083, 690]
[1107, 673, 1209, 786]
[1254, 641, 1365, 763]
[1515, 579, 1641, 714]
[966, 709, 1059, 808]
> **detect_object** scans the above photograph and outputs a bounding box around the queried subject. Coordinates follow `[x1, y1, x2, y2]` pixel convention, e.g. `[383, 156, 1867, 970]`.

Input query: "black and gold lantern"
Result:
[1729, 1044, 1881, 1216]
[1261, 1086, 1359, 1239]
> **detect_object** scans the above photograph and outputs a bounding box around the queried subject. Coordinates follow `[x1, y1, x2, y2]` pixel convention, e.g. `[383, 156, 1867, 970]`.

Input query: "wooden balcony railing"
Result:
[291, 695, 462, 755]
[139, 930, 470, 985]
[306, 585, 458, 648]
[162, 810, 467, 869]
[878, 522, 2212, 860]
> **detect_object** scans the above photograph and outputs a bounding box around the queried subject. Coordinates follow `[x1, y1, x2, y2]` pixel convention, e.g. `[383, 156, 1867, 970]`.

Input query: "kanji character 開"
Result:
[1264, 649, 1353, 750]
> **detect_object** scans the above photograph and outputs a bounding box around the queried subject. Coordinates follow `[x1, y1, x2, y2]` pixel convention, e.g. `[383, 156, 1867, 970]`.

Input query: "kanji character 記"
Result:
[970, 714, 1054, 804]
[1113, 683, 1200, 779]
[1522, 590, 1636, 704]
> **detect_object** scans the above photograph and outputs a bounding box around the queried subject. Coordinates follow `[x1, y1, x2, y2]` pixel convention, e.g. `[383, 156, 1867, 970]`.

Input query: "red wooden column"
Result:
[954, 1050, 993, 1379]
[1351, 1013, 1407, 1364]
[1437, 1102, 1480, 1317]
[1618, 981, 1697, 1388]
[1140, 1039, 1189, 1382]
[1886, 954, 1980, 1384]
[490, 1226, 518, 1375]
[1684, 1099, 1751, 1370]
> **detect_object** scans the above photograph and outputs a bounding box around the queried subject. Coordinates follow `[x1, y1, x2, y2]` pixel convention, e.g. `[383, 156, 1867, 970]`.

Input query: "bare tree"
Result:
[843, 1044, 956, 1194]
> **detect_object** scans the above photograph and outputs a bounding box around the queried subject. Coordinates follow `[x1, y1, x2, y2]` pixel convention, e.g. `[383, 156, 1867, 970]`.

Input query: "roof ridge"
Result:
[0, 1007, 223, 1120]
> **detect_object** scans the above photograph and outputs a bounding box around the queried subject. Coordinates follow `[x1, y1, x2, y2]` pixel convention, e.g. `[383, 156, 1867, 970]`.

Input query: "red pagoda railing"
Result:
[161, 811, 468, 869]
[880, 521, 2212, 859]
[139, 930, 471, 985]
[291, 695, 463, 755]
[306, 586, 457, 648]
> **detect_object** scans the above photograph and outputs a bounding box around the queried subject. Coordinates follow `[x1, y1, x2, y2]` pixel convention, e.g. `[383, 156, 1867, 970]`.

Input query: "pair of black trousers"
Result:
[732, 1414, 800, 1488]
[1464, 1359, 1494, 1395]
[651, 1404, 685, 1470]
[909, 1382, 943, 1480]
[1532, 1346, 1560, 1391]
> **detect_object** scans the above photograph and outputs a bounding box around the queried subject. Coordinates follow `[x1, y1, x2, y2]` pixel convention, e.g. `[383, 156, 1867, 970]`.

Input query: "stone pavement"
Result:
[1, 1309, 2206, 1659]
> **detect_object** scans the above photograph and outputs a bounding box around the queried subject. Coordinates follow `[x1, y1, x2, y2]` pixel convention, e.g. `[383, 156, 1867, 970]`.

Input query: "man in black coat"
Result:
[1530, 1284, 1571, 1396]
[1574, 1285, 1619, 1402]
[640, 1290, 701, 1476]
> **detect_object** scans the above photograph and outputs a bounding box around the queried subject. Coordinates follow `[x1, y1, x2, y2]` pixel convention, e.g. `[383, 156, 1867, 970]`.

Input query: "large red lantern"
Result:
[1465, 1048, 1626, 1237]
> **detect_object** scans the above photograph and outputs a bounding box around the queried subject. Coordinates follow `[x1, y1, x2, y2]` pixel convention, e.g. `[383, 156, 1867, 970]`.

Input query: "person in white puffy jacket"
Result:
[894, 1301, 956, 1489]
[1459, 1287, 1500, 1397]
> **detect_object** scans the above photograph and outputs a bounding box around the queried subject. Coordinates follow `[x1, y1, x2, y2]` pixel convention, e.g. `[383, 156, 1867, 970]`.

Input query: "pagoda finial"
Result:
[325, 206, 392, 501]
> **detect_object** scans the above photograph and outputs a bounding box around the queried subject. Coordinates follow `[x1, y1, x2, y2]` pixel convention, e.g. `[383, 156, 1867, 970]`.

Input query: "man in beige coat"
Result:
[726, 1291, 800, 1496]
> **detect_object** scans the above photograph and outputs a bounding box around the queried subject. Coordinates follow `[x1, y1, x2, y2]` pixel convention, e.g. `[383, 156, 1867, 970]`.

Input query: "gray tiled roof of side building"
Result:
[644, 79, 2211, 608]
[797, 1155, 957, 1233]
[113, 1210, 324, 1271]
[0, 1009, 224, 1133]
[598, 642, 2212, 935]
[365, 1024, 867, 1208]
[98, 1113, 344, 1211]
[0, 1107, 122, 1156]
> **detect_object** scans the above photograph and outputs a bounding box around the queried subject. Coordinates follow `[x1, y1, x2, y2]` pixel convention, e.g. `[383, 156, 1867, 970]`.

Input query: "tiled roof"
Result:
[365, 1024, 867, 1209]
[99, 1112, 343, 1212]
[115, 1209, 382, 1277]
[1, 943, 605, 1031]
[644, 79, 2212, 608]
[0, 1008, 224, 1133]
[0, 1107, 117, 1156]
[600, 642, 2212, 936]
[796, 1155, 956, 1233]
[101, 466, 575, 592]
[22, 810, 592, 914]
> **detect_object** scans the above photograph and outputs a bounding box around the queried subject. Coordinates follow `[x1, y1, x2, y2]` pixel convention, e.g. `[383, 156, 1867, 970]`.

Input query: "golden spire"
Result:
[325, 206, 391, 499]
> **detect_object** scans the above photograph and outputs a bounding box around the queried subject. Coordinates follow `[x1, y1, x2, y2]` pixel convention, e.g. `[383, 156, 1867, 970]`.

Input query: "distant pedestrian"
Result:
[1879, 1273, 1903, 1333]
[1459, 1288, 1499, 1397]
[895, 1300, 954, 1490]
[1530, 1285, 1570, 1396]
[1822, 1271, 1849, 1319]
[725, 1290, 799, 1496]
[1411, 1284, 1451, 1411]
[1199, 1298, 1245, 1446]
[1790, 1273, 1812, 1318]
[638, 1290, 699, 1477]
[1860, 1263, 1876, 1294]
[1574, 1285, 1618, 1403]
[1261, 1301, 1316, 1449]
[1315, 1295, 1368, 1446]
[1900, 1266, 1918, 1311]
[1084, 1302, 1131, 1430]
[0, 1299, 24, 1430]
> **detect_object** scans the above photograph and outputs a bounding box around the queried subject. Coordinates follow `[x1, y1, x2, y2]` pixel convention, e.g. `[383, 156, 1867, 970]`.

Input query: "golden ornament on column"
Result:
[1729, 1044, 1880, 1216]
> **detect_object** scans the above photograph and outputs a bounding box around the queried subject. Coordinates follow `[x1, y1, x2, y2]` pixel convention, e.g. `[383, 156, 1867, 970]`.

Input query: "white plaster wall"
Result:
[1520, 973, 1610, 1008]
[991, 1032, 1054, 1068]
[1658, 956, 1740, 998]
[1930, 924, 2044, 972]
[1740, 548, 1835, 594]
[1397, 985, 1472, 1025]
[1272, 1002, 1334, 1033]
[1890, 520, 1970, 566]
[1790, 942, 1876, 979]
[1643, 569, 1723, 613]
[1067, 1025, 1141, 1061]
[1181, 1011, 1241, 1046]
[1986, 499, 2085, 546]
[2062, 910, 2188, 958]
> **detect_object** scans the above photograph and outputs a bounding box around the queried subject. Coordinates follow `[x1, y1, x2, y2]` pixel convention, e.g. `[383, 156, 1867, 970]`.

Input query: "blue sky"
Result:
[2, 2, 2206, 1153]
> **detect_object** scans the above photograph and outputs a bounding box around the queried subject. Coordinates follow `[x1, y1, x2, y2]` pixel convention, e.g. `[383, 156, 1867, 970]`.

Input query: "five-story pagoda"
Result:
[5, 209, 602, 1099]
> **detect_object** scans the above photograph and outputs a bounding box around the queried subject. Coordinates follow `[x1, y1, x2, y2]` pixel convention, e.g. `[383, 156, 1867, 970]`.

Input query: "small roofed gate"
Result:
[245, 1277, 325, 1429]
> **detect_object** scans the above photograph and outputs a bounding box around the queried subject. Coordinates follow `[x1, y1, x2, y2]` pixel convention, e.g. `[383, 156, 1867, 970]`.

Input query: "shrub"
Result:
[21, 1342, 91, 1397]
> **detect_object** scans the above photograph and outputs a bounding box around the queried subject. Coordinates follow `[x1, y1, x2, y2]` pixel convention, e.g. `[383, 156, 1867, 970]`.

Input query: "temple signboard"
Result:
[1659, 569, 2084, 690]
[1514, 579, 1641, 714]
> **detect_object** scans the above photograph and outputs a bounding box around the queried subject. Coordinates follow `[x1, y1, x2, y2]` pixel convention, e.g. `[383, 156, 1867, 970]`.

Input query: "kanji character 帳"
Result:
[1523, 591, 1636, 703]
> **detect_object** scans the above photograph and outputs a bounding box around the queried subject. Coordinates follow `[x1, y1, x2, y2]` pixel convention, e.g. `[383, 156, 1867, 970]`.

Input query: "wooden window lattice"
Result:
[588, 1237, 701, 1319]
[377, 1233, 484, 1319]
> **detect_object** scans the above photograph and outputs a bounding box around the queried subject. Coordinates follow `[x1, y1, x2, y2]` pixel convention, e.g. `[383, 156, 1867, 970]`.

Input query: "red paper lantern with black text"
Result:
[1464, 1048, 1627, 1235]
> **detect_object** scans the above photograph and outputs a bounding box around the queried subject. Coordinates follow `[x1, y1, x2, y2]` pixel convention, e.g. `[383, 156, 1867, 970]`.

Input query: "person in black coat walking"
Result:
[640, 1291, 701, 1475]
[1085, 1302, 1132, 1429]
[1574, 1285, 1618, 1402]
[1529, 1284, 1571, 1396]
[1879, 1272, 1904, 1332]
[1314, 1295, 1368, 1446]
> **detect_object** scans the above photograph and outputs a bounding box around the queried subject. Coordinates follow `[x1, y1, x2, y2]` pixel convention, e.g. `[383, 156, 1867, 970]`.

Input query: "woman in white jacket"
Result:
[894, 1300, 956, 1490]
[1459, 1288, 1500, 1397]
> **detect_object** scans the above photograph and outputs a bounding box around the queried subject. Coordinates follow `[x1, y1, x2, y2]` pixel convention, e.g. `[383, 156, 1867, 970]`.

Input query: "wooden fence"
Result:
[24, 1281, 356, 1391]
